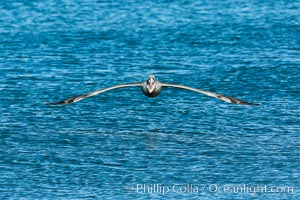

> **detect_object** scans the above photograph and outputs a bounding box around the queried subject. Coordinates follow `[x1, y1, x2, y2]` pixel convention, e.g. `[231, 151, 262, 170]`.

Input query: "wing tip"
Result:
[241, 102, 260, 106]
[44, 101, 67, 106]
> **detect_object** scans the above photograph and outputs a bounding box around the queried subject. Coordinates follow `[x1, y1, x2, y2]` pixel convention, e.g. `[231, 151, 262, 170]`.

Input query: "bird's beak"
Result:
[147, 78, 155, 93]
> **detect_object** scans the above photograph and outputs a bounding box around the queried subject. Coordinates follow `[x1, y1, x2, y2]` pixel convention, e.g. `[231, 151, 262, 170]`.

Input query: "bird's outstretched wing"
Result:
[45, 83, 142, 105]
[161, 83, 259, 106]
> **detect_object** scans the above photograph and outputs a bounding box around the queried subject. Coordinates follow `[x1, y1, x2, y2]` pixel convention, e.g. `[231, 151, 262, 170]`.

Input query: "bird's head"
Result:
[147, 74, 156, 93]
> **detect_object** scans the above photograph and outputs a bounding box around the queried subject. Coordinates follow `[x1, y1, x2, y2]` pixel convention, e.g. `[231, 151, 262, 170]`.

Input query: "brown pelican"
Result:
[45, 74, 259, 106]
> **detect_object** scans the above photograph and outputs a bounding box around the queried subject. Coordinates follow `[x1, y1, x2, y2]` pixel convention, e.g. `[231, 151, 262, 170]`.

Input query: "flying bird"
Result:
[45, 75, 259, 106]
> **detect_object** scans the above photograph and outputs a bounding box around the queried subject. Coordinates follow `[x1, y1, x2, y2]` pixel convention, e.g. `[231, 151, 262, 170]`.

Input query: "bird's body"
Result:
[142, 75, 162, 98]
[46, 75, 259, 106]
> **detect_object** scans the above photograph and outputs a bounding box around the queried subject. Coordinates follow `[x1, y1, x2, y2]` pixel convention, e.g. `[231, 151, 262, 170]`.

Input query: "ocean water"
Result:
[0, 0, 299, 199]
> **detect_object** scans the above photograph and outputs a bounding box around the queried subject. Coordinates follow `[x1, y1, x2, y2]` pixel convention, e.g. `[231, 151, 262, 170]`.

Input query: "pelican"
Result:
[45, 75, 259, 106]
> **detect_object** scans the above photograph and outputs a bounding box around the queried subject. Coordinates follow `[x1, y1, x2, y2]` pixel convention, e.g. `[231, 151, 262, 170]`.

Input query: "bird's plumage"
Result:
[160, 83, 259, 106]
[46, 75, 259, 106]
[45, 83, 142, 105]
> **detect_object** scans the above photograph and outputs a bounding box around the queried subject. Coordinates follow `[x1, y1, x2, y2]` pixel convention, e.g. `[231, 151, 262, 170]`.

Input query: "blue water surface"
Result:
[0, 0, 299, 199]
